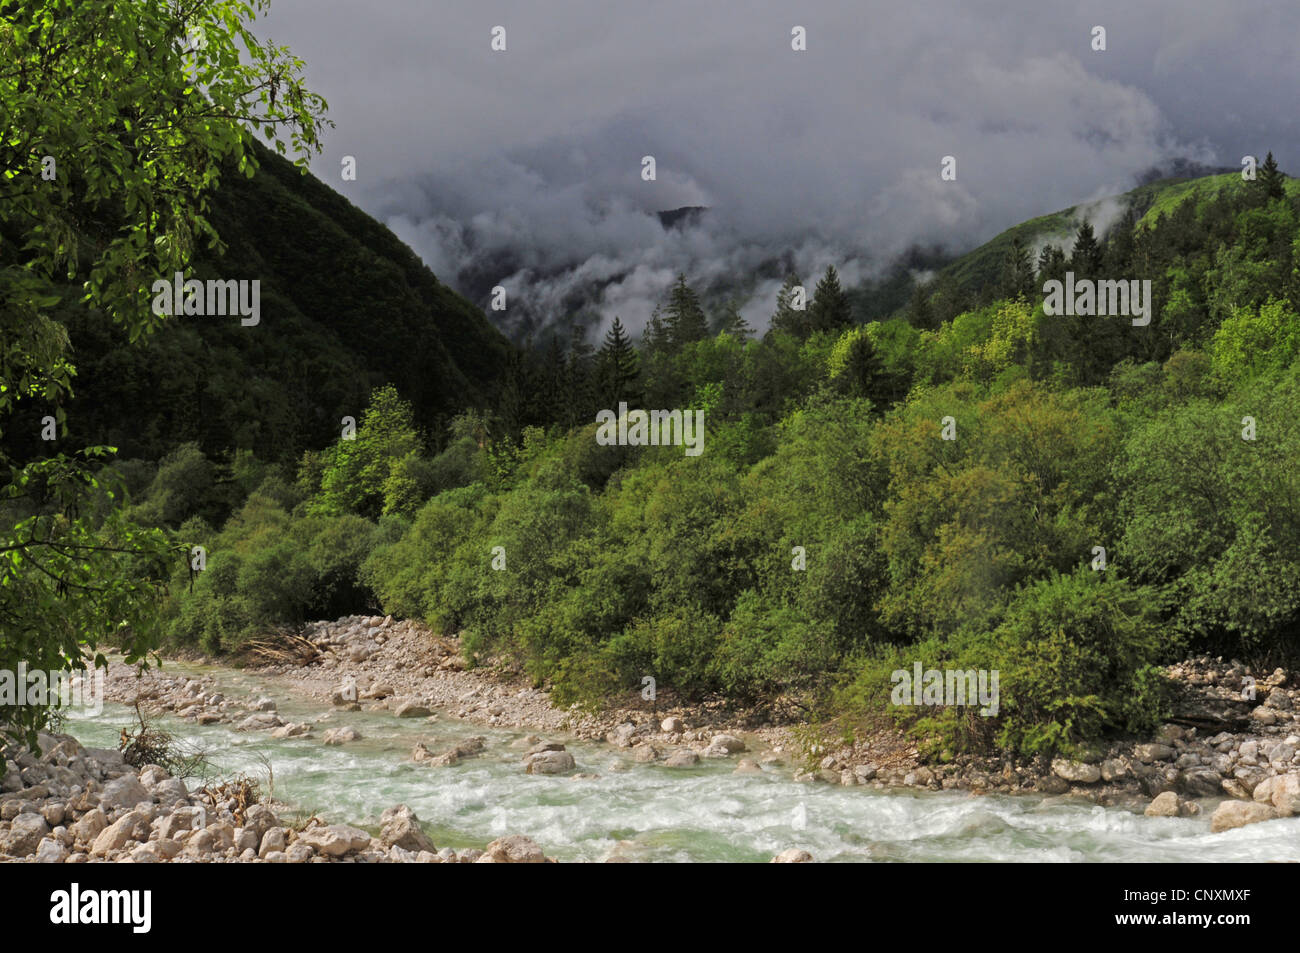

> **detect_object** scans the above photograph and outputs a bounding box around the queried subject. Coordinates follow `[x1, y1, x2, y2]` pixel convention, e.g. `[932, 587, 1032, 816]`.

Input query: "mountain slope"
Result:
[52, 142, 511, 464]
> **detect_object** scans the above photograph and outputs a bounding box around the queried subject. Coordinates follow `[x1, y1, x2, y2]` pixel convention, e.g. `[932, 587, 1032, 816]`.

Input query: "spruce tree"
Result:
[642, 304, 670, 356]
[1070, 222, 1104, 277]
[768, 273, 807, 338]
[808, 265, 852, 332]
[906, 280, 934, 330]
[664, 273, 708, 350]
[1037, 244, 1067, 286]
[564, 322, 595, 428]
[595, 316, 640, 407]
[713, 299, 753, 339]
[1000, 236, 1035, 300]
[1259, 151, 1285, 201]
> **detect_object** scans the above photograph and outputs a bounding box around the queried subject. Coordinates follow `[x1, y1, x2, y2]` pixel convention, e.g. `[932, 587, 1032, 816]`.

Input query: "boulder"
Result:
[379, 806, 437, 853]
[34, 837, 69, 864]
[99, 775, 150, 811]
[480, 834, 546, 863]
[1099, 758, 1130, 782]
[295, 824, 372, 857]
[394, 699, 432, 719]
[1179, 767, 1223, 798]
[1266, 742, 1296, 765]
[91, 809, 148, 857]
[1052, 759, 1101, 784]
[1133, 743, 1176, 764]
[1, 812, 51, 856]
[1210, 800, 1278, 833]
[524, 750, 576, 775]
[1269, 774, 1300, 816]
[258, 827, 287, 859]
[771, 849, 813, 863]
[665, 749, 700, 767]
[1144, 792, 1181, 817]
[709, 733, 746, 754]
[660, 716, 684, 733]
[71, 808, 107, 844]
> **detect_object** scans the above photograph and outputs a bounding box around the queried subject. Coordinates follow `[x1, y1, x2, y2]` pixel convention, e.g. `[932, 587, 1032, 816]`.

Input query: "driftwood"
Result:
[1166, 713, 1252, 733]
[242, 628, 321, 666]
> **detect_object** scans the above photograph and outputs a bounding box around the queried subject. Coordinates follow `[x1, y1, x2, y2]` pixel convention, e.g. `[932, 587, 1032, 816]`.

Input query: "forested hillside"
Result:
[136, 158, 1300, 761]
[1, 140, 509, 470]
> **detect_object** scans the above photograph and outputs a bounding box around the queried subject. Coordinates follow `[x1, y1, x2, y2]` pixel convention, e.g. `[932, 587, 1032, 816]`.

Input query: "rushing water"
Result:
[62, 660, 1300, 863]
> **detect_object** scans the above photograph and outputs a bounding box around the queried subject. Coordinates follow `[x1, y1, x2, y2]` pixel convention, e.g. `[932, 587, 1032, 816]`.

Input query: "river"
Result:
[62, 659, 1300, 863]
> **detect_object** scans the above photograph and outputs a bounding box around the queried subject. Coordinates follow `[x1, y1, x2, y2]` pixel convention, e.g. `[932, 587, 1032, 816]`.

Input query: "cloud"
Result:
[261, 0, 1297, 336]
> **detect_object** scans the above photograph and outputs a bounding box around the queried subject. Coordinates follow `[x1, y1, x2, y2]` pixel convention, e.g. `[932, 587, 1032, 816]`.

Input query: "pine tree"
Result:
[1104, 207, 1138, 273]
[767, 273, 807, 338]
[540, 332, 567, 426]
[595, 316, 640, 407]
[563, 322, 595, 428]
[713, 298, 752, 339]
[1037, 244, 1067, 286]
[808, 265, 852, 332]
[1069, 222, 1104, 277]
[906, 280, 934, 330]
[1259, 151, 1285, 201]
[663, 273, 708, 350]
[642, 304, 670, 356]
[999, 237, 1035, 301]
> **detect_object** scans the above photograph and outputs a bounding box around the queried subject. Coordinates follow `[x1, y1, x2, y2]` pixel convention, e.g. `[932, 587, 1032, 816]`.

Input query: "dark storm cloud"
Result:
[260, 0, 1299, 336]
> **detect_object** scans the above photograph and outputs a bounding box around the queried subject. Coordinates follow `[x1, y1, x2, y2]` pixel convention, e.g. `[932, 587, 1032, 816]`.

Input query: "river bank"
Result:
[110, 615, 1300, 821]
[3, 614, 1299, 862]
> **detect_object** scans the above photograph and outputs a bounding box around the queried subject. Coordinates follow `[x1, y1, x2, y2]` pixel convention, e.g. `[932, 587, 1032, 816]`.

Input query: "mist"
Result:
[261, 0, 1300, 339]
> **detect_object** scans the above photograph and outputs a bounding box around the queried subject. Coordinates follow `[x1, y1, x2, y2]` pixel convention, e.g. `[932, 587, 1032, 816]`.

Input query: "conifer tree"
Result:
[768, 273, 807, 338]
[1259, 151, 1285, 201]
[906, 280, 934, 330]
[1069, 222, 1104, 277]
[664, 273, 708, 350]
[713, 299, 753, 339]
[808, 265, 853, 332]
[999, 236, 1035, 300]
[595, 316, 641, 406]
[564, 322, 595, 428]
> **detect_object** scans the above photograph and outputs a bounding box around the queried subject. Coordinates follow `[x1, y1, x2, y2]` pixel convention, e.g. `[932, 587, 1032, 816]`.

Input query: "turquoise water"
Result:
[62, 662, 1300, 863]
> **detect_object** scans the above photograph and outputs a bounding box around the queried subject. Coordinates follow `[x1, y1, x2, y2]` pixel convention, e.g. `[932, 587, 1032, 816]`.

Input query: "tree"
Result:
[906, 280, 935, 330]
[642, 305, 670, 356]
[663, 273, 708, 350]
[999, 237, 1035, 301]
[808, 265, 853, 332]
[1069, 222, 1104, 277]
[767, 273, 807, 338]
[0, 0, 329, 757]
[1258, 151, 1286, 202]
[712, 299, 753, 340]
[1036, 243, 1067, 287]
[563, 322, 596, 427]
[594, 316, 641, 407]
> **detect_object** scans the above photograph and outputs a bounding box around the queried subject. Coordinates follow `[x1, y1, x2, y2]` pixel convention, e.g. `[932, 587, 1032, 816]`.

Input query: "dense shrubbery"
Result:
[147, 174, 1300, 759]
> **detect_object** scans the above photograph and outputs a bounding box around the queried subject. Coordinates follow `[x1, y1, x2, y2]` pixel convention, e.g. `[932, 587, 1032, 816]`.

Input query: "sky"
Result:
[258, 0, 1300, 337]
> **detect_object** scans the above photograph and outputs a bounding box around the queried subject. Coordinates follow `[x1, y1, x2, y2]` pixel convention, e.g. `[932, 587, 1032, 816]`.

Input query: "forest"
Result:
[19, 155, 1295, 764]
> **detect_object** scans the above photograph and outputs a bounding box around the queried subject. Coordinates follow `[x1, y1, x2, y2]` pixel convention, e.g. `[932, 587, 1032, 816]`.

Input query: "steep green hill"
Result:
[929, 172, 1299, 304]
[33, 142, 510, 465]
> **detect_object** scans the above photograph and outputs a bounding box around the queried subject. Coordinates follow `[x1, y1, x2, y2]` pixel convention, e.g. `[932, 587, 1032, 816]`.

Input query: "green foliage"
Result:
[0, 0, 329, 752]
[163, 488, 379, 653]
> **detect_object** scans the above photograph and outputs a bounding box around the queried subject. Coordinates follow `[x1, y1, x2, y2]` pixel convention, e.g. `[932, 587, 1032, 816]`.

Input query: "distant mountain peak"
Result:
[656, 206, 709, 230]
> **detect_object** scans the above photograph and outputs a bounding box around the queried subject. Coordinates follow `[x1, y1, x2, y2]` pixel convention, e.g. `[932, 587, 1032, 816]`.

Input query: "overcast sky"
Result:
[259, 0, 1300, 336]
